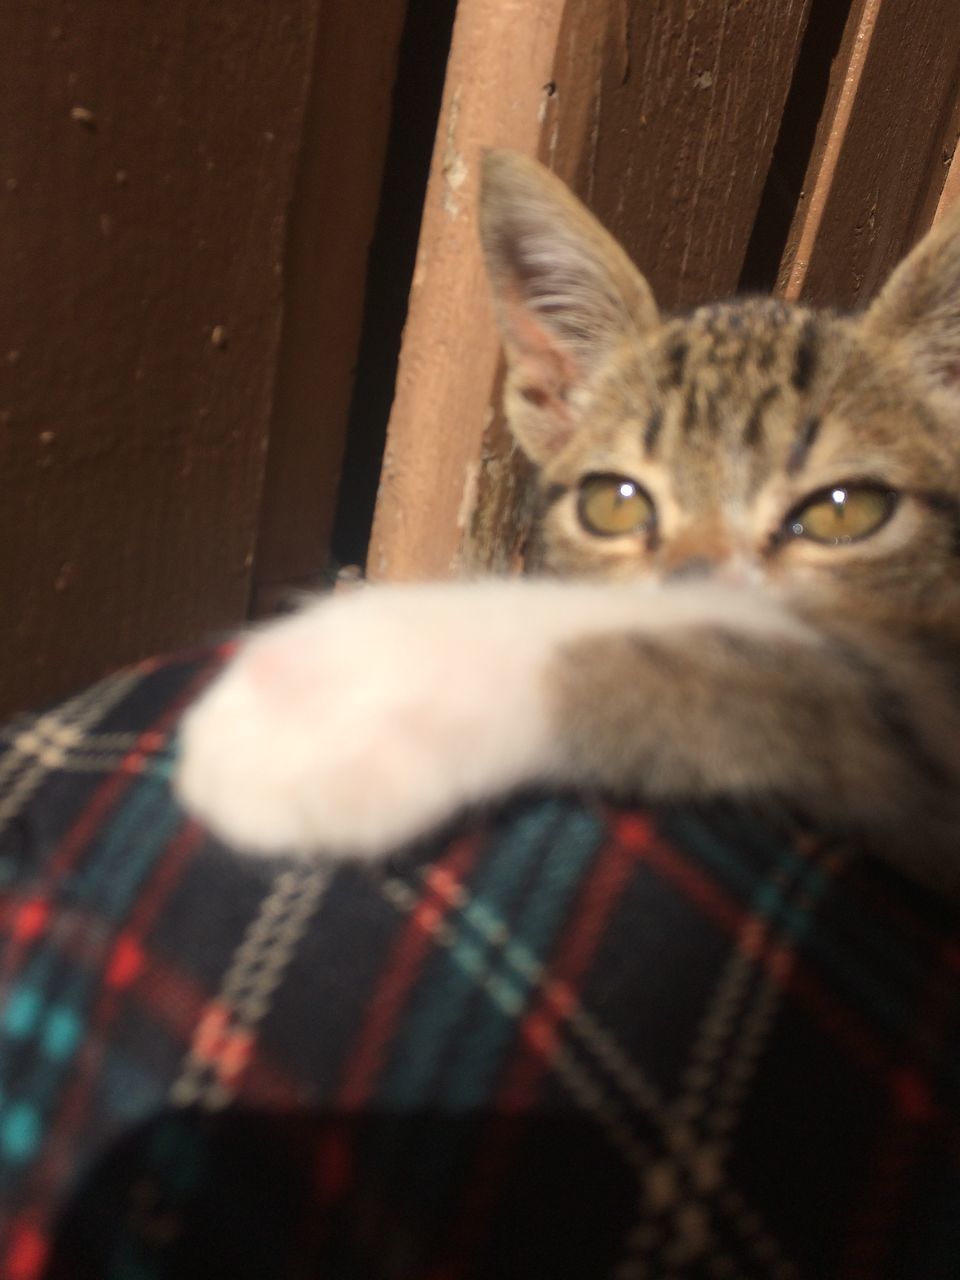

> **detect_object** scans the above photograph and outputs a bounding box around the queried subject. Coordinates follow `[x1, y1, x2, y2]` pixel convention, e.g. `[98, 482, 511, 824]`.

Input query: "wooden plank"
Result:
[933, 120, 960, 223]
[369, 0, 812, 579]
[467, 0, 815, 575]
[0, 2, 318, 716]
[779, 0, 960, 305]
[365, 0, 567, 583]
[251, 0, 408, 612]
[547, 0, 812, 308]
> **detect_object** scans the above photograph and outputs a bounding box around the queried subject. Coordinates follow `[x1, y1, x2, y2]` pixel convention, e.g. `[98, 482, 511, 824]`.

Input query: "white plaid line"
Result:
[378, 863, 800, 1280]
[171, 861, 332, 1110]
[0, 670, 143, 835]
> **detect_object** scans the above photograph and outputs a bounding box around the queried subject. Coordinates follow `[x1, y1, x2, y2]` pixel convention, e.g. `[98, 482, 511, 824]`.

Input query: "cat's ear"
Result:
[861, 203, 960, 400]
[480, 150, 659, 463]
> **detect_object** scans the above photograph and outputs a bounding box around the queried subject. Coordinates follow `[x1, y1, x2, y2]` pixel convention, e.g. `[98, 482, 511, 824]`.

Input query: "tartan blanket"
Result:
[0, 648, 957, 1279]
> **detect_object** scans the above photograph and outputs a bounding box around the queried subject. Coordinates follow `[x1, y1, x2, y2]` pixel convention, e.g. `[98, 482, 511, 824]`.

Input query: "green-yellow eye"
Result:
[577, 474, 655, 538]
[786, 484, 897, 546]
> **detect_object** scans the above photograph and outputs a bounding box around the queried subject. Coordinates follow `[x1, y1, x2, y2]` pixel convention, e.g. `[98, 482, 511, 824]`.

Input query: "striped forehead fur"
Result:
[479, 152, 960, 614]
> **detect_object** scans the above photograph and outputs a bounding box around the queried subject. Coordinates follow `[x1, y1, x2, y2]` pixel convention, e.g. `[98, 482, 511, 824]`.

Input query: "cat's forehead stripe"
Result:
[743, 386, 779, 448]
[665, 341, 688, 387]
[644, 408, 664, 456]
[682, 385, 698, 434]
[791, 317, 819, 393]
[786, 415, 822, 476]
[661, 300, 820, 379]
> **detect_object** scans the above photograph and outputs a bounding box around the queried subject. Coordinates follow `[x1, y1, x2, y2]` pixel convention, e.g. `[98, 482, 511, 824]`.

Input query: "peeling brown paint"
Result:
[69, 104, 97, 129]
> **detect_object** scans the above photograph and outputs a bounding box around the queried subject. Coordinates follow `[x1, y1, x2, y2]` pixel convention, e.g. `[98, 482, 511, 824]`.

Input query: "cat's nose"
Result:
[664, 556, 715, 582]
[664, 555, 761, 587]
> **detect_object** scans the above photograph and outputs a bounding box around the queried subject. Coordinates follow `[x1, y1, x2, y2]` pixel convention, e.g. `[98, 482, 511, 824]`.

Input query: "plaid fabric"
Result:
[0, 649, 957, 1279]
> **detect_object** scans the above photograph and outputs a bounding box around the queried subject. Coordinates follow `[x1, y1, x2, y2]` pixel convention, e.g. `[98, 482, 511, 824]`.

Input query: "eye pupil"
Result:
[784, 484, 895, 546]
[578, 474, 655, 538]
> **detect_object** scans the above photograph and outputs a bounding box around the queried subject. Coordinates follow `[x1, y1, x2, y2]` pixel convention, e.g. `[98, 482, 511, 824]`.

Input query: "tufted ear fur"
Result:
[861, 202, 960, 404]
[479, 151, 659, 464]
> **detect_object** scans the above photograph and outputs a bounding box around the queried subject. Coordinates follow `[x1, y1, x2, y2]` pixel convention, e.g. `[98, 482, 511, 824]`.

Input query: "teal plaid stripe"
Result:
[378, 801, 603, 1110]
[0, 724, 192, 1193]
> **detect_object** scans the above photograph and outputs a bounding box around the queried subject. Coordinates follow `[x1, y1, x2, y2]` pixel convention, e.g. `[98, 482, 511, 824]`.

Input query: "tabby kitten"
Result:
[177, 152, 960, 895]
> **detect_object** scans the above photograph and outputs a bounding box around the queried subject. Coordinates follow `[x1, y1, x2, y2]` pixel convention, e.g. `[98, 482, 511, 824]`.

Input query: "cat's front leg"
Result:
[175, 577, 799, 861]
[175, 581, 571, 859]
[549, 618, 960, 891]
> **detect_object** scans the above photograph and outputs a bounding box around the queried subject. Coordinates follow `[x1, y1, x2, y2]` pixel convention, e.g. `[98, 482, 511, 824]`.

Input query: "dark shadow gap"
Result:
[738, 0, 854, 294]
[330, 0, 459, 571]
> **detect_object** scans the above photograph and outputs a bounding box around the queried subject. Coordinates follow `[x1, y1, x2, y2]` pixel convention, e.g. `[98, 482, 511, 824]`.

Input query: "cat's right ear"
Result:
[861, 201, 960, 405]
[480, 151, 659, 463]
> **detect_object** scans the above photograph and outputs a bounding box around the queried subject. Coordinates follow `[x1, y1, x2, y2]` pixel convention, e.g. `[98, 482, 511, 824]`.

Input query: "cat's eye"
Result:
[577, 474, 655, 538]
[785, 484, 897, 546]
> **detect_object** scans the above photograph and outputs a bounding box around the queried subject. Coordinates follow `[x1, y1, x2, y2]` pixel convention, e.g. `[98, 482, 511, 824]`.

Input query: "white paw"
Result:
[174, 584, 557, 860]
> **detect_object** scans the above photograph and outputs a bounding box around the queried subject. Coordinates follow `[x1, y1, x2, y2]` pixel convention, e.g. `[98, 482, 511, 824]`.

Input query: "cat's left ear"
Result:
[480, 151, 659, 464]
[862, 202, 960, 399]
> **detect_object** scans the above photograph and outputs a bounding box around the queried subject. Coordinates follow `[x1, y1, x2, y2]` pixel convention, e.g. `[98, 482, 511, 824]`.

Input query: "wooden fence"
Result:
[2, 0, 958, 715]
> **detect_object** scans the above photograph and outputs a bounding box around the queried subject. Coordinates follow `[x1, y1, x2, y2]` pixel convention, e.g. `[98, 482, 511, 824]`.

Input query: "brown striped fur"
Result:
[177, 153, 960, 892]
[481, 153, 960, 894]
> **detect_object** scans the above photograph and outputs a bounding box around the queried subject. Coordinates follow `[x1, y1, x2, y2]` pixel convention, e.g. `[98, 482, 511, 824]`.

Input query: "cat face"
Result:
[479, 152, 960, 629]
